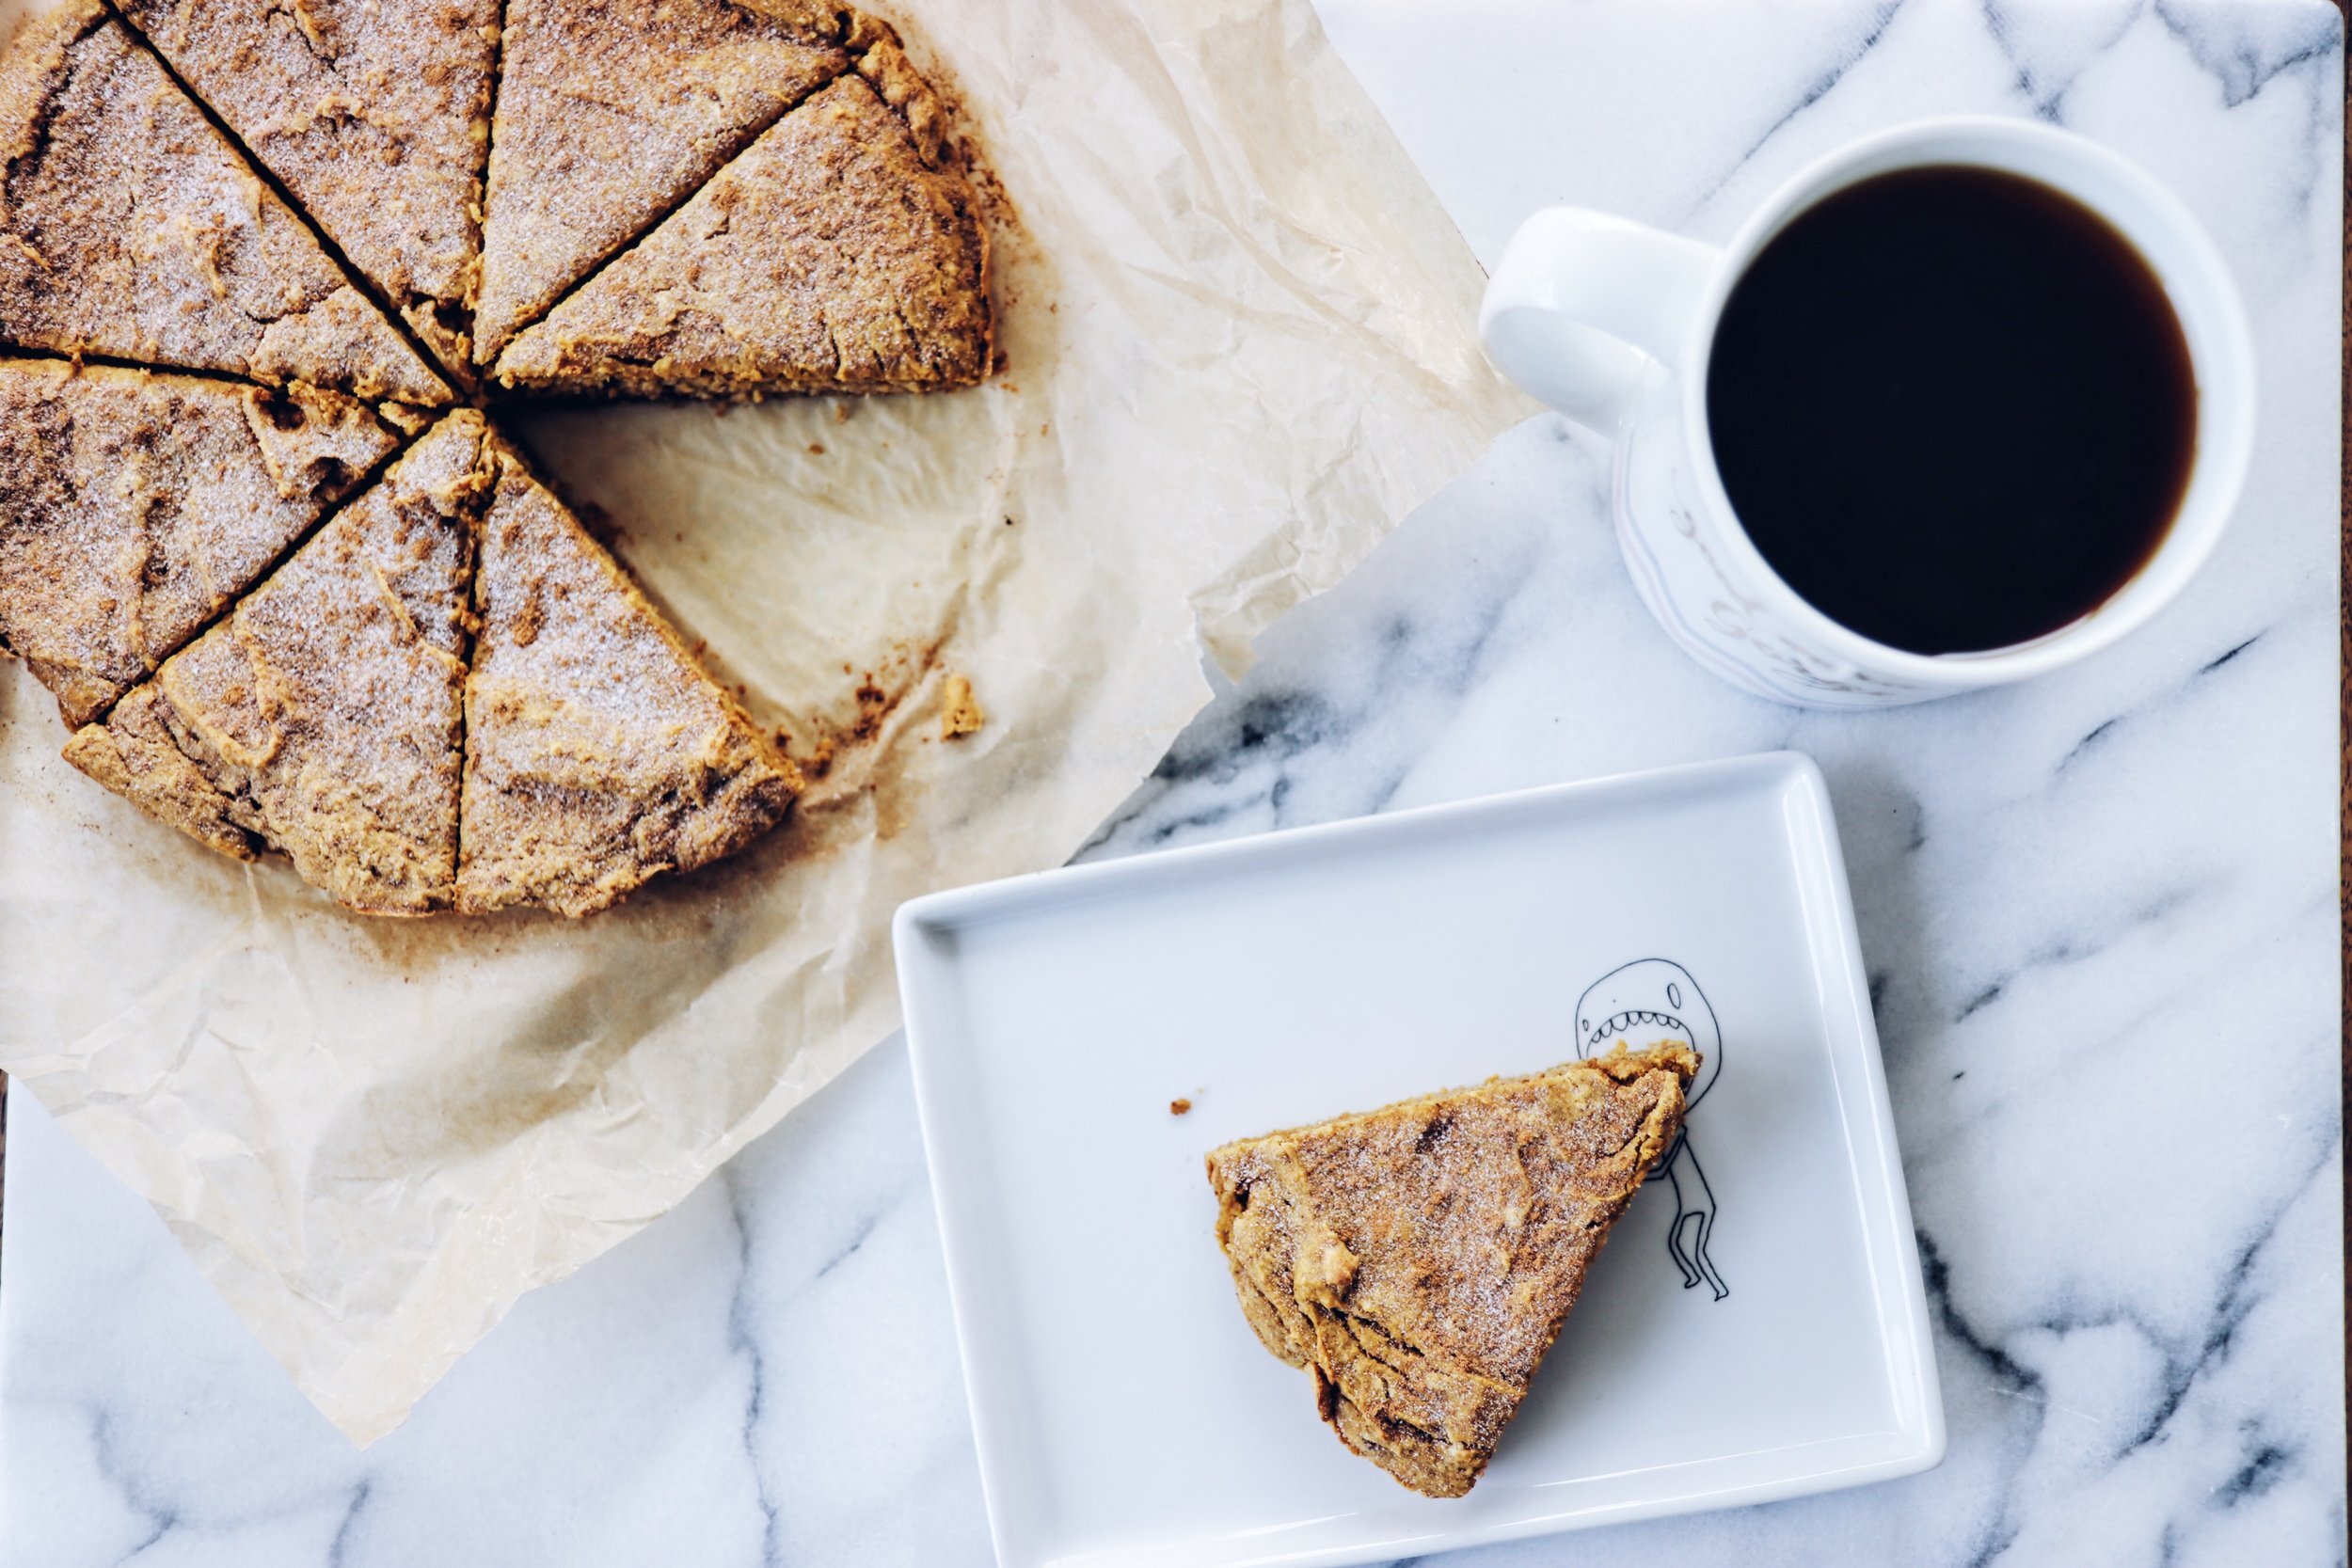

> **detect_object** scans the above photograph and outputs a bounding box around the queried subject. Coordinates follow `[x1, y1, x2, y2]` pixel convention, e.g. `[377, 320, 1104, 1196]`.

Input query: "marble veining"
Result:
[0, 0, 2341, 1563]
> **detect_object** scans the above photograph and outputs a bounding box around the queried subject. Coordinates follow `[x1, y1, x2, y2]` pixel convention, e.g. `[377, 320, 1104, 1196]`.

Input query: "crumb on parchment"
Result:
[1169, 1098, 1192, 1116]
[940, 673, 985, 739]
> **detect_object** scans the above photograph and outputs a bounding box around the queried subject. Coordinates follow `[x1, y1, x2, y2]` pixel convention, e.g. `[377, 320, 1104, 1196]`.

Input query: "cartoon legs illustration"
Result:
[1574, 957, 1730, 1301]
[1649, 1130, 1727, 1300]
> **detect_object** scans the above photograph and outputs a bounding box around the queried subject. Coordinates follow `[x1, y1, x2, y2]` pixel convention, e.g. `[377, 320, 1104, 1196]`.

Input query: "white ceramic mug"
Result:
[1479, 117, 2256, 708]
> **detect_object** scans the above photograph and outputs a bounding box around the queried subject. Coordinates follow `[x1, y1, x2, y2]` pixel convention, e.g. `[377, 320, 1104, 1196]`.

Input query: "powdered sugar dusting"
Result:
[472, 0, 850, 361]
[0, 3, 448, 403]
[0, 358, 396, 726]
[491, 63, 988, 397]
[118, 0, 501, 367]
[453, 433, 798, 915]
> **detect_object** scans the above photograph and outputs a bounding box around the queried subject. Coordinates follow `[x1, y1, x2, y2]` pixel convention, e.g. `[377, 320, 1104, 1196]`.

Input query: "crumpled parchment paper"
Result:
[0, 0, 1526, 1442]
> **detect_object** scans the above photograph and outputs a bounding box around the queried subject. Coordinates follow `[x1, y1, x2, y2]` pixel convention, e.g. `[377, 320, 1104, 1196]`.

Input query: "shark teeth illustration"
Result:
[1585, 1007, 1687, 1046]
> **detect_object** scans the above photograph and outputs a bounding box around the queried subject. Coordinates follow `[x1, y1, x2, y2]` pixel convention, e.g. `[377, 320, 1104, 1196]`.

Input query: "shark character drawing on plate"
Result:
[1574, 958, 1728, 1300]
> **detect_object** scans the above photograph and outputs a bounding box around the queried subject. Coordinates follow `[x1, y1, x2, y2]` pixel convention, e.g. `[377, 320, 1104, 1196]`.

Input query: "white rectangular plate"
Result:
[897, 752, 1944, 1568]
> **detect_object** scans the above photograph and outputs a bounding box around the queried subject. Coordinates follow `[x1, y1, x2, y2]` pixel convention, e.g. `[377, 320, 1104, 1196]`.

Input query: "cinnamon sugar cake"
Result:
[1206, 1043, 1699, 1497]
[0, 0, 993, 916]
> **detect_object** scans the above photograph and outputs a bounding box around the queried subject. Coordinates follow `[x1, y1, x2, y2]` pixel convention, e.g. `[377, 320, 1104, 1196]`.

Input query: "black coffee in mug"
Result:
[1704, 165, 2197, 656]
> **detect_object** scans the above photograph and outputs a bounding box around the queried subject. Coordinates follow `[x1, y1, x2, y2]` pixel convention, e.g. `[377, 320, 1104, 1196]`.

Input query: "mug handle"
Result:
[1478, 210, 1722, 436]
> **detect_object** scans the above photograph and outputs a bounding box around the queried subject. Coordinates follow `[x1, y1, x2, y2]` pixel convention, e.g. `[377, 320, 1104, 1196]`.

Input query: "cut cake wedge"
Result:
[455, 435, 803, 917]
[114, 0, 501, 373]
[0, 0, 451, 404]
[472, 0, 851, 364]
[65, 412, 492, 914]
[1205, 1043, 1699, 1498]
[0, 357, 399, 727]
[490, 47, 988, 400]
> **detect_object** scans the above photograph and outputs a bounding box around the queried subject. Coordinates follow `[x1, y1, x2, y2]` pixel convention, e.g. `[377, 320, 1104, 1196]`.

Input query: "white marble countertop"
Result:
[1, 0, 2343, 1563]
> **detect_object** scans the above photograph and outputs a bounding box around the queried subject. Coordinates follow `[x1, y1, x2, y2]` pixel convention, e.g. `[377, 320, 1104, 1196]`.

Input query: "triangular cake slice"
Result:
[1205, 1043, 1699, 1498]
[471, 0, 851, 364]
[114, 0, 501, 372]
[490, 40, 989, 399]
[65, 412, 492, 914]
[455, 436, 802, 916]
[0, 357, 399, 727]
[0, 0, 449, 404]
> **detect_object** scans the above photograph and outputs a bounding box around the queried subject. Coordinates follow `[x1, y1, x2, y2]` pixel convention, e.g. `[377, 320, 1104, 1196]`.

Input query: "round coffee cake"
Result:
[0, 0, 993, 916]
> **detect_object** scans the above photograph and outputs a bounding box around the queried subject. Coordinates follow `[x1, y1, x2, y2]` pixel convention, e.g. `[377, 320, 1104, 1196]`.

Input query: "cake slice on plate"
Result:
[65, 412, 492, 914]
[454, 434, 803, 917]
[1205, 1043, 1699, 1498]
[0, 0, 450, 404]
[0, 358, 400, 726]
[112, 0, 500, 374]
[471, 0, 852, 365]
[490, 40, 989, 399]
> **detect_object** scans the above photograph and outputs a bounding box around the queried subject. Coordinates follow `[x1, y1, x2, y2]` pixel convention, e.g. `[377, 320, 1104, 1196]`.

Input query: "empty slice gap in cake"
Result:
[0, 356, 400, 727]
[490, 37, 989, 399]
[0, 0, 450, 405]
[1205, 1043, 1700, 1498]
[471, 0, 854, 366]
[64, 411, 492, 915]
[455, 436, 803, 917]
[112, 0, 501, 376]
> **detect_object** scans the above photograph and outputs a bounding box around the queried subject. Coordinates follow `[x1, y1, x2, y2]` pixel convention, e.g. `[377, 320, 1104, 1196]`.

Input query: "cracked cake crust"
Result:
[67, 411, 491, 915]
[0, 356, 399, 727]
[472, 0, 851, 365]
[0, 0, 451, 404]
[1206, 1043, 1701, 1498]
[490, 41, 990, 400]
[61, 680, 258, 862]
[455, 433, 803, 917]
[13, 0, 990, 917]
[62, 412, 804, 919]
[113, 0, 502, 376]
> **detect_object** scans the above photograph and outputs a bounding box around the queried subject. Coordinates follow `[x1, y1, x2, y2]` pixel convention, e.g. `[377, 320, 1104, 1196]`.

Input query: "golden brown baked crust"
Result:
[0, 1, 450, 404]
[472, 0, 850, 364]
[491, 55, 990, 399]
[455, 436, 803, 916]
[69, 412, 491, 914]
[0, 357, 398, 727]
[114, 0, 501, 374]
[63, 412, 800, 916]
[61, 682, 257, 862]
[17, 0, 993, 918]
[1206, 1043, 1700, 1498]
